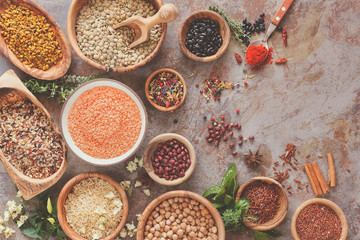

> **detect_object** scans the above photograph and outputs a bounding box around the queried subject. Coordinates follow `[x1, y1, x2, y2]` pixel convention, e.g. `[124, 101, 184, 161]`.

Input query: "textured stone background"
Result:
[0, 0, 359, 239]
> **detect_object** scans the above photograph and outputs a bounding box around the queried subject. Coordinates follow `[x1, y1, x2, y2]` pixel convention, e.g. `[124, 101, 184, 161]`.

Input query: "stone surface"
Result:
[0, 0, 359, 239]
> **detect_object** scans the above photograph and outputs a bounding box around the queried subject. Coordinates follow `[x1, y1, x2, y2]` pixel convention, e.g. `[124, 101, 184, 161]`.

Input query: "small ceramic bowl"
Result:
[57, 173, 129, 240]
[137, 190, 225, 240]
[235, 177, 288, 231]
[143, 133, 196, 186]
[145, 68, 187, 112]
[291, 198, 348, 240]
[178, 10, 230, 62]
[60, 78, 147, 166]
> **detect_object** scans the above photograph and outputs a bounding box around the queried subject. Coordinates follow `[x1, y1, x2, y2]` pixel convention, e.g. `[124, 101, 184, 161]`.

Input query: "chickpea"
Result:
[159, 220, 165, 228]
[166, 230, 173, 238]
[164, 225, 170, 232]
[150, 227, 155, 233]
[189, 231, 196, 237]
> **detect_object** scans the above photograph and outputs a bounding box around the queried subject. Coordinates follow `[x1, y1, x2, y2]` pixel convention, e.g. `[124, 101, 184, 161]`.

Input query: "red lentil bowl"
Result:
[60, 79, 147, 166]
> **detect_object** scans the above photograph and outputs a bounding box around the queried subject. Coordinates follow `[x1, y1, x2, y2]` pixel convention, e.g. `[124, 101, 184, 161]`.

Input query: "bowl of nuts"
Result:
[137, 190, 225, 240]
[143, 133, 196, 186]
[67, 0, 166, 72]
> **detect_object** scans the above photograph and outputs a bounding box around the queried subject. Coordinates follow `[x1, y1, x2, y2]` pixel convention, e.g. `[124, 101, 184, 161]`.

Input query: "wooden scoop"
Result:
[113, 4, 178, 49]
[0, 70, 67, 200]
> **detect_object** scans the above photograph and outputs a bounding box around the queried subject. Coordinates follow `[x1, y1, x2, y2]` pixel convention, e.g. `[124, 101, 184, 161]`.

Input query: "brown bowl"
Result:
[137, 190, 225, 240]
[235, 177, 288, 231]
[67, 0, 167, 73]
[178, 10, 230, 62]
[143, 133, 196, 186]
[291, 198, 348, 240]
[57, 173, 129, 240]
[145, 68, 187, 112]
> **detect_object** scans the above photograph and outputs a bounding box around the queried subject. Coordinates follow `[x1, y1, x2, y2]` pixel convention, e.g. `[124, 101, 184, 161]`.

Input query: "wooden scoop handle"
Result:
[271, 0, 294, 26]
[146, 4, 178, 26]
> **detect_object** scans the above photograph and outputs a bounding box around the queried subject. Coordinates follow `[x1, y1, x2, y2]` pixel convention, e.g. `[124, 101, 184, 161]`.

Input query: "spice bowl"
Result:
[60, 78, 147, 166]
[137, 190, 225, 240]
[145, 68, 187, 111]
[58, 172, 129, 240]
[178, 10, 230, 62]
[67, 0, 167, 73]
[291, 198, 348, 240]
[143, 133, 196, 186]
[235, 177, 288, 231]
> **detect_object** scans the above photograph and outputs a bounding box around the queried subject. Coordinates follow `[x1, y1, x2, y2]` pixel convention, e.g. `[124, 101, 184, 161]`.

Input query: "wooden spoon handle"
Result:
[271, 0, 294, 26]
[146, 4, 178, 26]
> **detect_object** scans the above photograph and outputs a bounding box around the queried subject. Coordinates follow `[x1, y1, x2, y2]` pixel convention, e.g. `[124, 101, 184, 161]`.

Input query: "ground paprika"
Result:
[245, 45, 268, 66]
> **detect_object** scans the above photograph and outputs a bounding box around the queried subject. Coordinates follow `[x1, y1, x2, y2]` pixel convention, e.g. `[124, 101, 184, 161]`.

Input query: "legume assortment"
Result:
[0, 100, 64, 179]
[68, 86, 142, 159]
[0, 5, 63, 70]
[76, 0, 162, 69]
[143, 197, 219, 240]
[296, 203, 342, 240]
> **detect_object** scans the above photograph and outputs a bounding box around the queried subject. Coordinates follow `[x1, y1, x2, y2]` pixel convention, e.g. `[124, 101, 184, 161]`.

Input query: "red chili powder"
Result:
[246, 45, 268, 66]
[296, 203, 342, 240]
[252, 47, 273, 71]
[68, 86, 142, 159]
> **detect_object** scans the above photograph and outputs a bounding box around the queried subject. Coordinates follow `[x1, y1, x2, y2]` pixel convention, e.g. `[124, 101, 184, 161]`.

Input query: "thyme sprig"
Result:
[208, 6, 250, 47]
[24, 74, 105, 104]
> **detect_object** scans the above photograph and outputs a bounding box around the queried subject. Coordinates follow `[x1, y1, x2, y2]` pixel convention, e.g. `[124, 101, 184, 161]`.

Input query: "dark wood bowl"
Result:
[57, 173, 129, 240]
[178, 10, 230, 62]
[145, 68, 187, 112]
[0, 0, 71, 80]
[235, 177, 288, 231]
[67, 0, 167, 73]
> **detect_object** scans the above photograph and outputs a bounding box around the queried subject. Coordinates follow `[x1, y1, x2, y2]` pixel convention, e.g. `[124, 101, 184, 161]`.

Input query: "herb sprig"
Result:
[24, 74, 105, 104]
[203, 164, 282, 240]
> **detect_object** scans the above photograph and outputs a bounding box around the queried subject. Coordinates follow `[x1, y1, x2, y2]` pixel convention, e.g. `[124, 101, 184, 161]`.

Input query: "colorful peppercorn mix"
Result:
[200, 73, 233, 101]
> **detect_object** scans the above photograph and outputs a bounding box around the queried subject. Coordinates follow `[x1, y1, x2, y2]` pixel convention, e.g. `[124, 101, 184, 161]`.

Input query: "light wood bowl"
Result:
[60, 78, 148, 166]
[143, 133, 196, 186]
[178, 10, 230, 62]
[235, 177, 288, 231]
[0, 0, 71, 80]
[57, 172, 129, 240]
[67, 0, 167, 73]
[0, 70, 67, 200]
[291, 198, 348, 240]
[137, 190, 225, 240]
[145, 68, 187, 112]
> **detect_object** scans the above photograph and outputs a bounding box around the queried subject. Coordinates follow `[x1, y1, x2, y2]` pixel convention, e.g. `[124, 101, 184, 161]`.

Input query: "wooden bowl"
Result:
[178, 10, 230, 62]
[143, 133, 196, 186]
[145, 68, 187, 112]
[0, 0, 71, 80]
[0, 70, 67, 200]
[137, 190, 225, 240]
[67, 0, 167, 73]
[60, 78, 148, 166]
[291, 198, 348, 240]
[235, 177, 288, 231]
[57, 172, 129, 240]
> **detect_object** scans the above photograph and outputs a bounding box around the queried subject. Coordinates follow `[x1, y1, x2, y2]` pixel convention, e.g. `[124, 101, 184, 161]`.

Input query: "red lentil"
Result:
[68, 86, 141, 159]
[296, 204, 342, 240]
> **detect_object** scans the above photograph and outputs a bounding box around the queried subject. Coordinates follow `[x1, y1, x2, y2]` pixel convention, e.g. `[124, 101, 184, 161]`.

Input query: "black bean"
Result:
[242, 18, 247, 24]
[260, 13, 265, 18]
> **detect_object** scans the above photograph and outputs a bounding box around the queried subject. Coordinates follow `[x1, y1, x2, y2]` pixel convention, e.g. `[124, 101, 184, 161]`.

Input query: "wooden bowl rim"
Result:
[60, 78, 148, 166]
[235, 177, 289, 231]
[66, 0, 167, 73]
[136, 190, 225, 240]
[144, 68, 187, 112]
[143, 133, 196, 186]
[291, 198, 348, 240]
[0, 0, 72, 80]
[57, 172, 129, 240]
[178, 10, 230, 62]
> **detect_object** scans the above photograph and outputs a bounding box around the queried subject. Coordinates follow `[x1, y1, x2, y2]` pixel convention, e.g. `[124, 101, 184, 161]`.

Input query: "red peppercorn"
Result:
[232, 152, 238, 156]
[236, 109, 239, 113]
[214, 96, 217, 100]
[244, 81, 248, 86]
[221, 116, 225, 120]
[211, 117, 215, 121]
[195, 84, 199, 87]
[200, 90, 203, 94]
[249, 136, 254, 140]
[229, 143, 235, 148]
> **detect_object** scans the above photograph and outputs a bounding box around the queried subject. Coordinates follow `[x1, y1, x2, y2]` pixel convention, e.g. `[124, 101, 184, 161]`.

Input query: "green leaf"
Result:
[56, 228, 67, 238]
[214, 186, 226, 200]
[203, 186, 222, 198]
[211, 202, 226, 209]
[221, 163, 237, 188]
[235, 198, 249, 213]
[262, 229, 282, 237]
[20, 222, 41, 238]
[253, 230, 273, 240]
[47, 198, 53, 214]
[228, 177, 238, 200]
[224, 194, 233, 206]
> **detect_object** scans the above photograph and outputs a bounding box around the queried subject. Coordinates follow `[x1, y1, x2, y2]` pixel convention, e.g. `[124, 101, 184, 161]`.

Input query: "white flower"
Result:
[136, 213, 142, 221]
[0, 225, 5, 234]
[0, 216, 4, 225]
[11, 205, 22, 219]
[134, 180, 142, 187]
[4, 211, 10, 222]
[16, 191, 22, 198]
[17, 219, 25, 227]
[19, 215, 28, 222]
[143, 189, 151, 196]
[6, 201, 16, 210]
[98, 217, 106, 224]
[94, 207, 107, 215]
[120, 181, 131, 191]
[119, 228, 127, 238]
[138, 157, 144, 168]
[133, 157, 140, 163]
[112, 207, 121, 215]
[104, 192, 115, 199]
[126, 222, 136, 231]
[98, 224, 105, 230]
[113, 199, 123, 209]
[4, 227, 15, 239]
[126, 160, 137, 173]
[92, 232, 102, 240]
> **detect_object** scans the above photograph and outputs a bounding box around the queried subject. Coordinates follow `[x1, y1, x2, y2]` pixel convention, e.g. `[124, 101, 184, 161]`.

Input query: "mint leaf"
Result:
[203, 186, 222, 198]
[253, 230, 272, 240]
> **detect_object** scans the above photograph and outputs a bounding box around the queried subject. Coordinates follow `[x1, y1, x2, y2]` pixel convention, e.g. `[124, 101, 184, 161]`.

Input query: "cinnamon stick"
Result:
[327, 153, 336, 187]
[311, 162, 330, 194]
[305, 164, 320, 196]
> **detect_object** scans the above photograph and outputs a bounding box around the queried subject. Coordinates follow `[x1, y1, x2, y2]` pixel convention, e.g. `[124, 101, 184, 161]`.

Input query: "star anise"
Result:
[244, 146, 263, 167]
